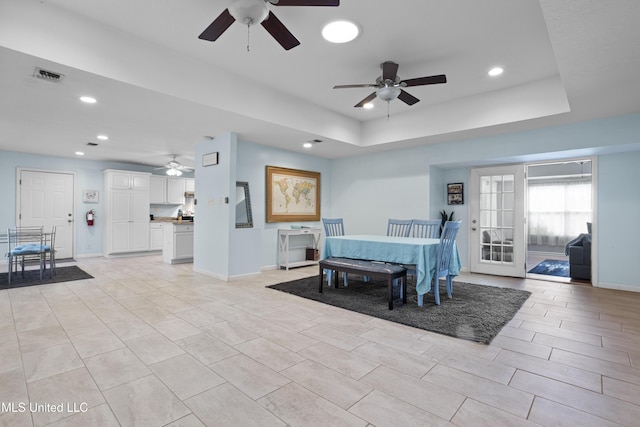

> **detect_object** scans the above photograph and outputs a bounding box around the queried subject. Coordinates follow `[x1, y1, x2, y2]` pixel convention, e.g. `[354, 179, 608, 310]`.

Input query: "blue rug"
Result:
[528, 259, 569, 277]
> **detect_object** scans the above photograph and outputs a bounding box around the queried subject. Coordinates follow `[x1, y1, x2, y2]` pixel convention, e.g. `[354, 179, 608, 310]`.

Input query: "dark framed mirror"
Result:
[235, 181, 253, 228]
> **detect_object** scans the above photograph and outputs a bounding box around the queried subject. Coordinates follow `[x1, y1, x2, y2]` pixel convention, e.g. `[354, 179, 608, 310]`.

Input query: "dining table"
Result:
[322, 235, 461, 305]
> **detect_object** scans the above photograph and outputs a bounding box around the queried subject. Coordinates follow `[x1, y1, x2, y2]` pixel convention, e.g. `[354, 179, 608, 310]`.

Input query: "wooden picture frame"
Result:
[447, 182, 464, 205]
[266, 166, 320, 222]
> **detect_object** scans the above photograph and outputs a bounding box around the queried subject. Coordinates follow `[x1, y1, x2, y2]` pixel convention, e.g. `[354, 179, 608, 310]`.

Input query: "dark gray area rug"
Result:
[268, 276, 531, 344]
[0, 266, 93, 290]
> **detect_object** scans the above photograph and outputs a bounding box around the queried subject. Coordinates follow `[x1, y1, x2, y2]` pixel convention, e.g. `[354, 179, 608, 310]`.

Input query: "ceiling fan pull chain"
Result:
[387, 101, 391, 120]
[246, 23, 251, 52]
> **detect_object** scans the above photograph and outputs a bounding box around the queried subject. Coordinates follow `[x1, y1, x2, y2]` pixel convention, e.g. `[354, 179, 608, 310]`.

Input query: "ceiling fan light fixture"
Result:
[322, 20, 359, 43]
[488, 66, 504, 76]
[376, 86, 401, 102]
[228, 0, 269, 25]
[79, 96, 97, 104]
[166, 168, 182, 176]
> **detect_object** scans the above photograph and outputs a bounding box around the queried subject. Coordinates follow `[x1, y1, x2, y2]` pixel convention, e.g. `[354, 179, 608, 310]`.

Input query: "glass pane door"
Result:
[470, 165, 525, 277]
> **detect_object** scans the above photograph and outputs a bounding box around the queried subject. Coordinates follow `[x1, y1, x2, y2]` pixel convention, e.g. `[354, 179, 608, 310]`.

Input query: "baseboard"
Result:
[529, 251, 566, 258]
[74, 253, 104, 259]
[595, 282, 640, 293]
[228, 271, 262, 281]
[192, 267, 228, 281]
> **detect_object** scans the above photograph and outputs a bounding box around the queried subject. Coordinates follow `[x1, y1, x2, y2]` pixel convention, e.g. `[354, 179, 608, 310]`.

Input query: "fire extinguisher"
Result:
[86, 209, 95, 226]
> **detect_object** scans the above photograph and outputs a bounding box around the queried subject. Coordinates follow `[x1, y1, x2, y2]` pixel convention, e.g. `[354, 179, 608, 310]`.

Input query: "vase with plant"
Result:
[439, 210, 455, 236]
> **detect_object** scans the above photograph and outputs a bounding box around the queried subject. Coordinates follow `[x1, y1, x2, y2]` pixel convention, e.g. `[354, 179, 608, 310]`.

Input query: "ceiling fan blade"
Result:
[398, 90, 420, 106]
[272, 0, 340, 6]
[198, 9, 235, 42]
[355, 92, 377, 108]
[382, 61, 399, 81]
[401, 74, 447, 87]
[261, 11, 300, 50]
[333, 84, 378, 89]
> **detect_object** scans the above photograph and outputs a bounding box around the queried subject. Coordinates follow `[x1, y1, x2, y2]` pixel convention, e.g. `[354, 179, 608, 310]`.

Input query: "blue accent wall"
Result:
[0, 150, 192, 257]
[329, 113, 640, 290]
[2, 112, 640, 291]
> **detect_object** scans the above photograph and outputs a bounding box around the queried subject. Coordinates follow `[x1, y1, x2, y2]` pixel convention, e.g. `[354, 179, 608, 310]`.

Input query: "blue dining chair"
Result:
[410, 219, 440, 238]
[322, 218, 344, 237]
[417, 220, 461, 306]
[386, 219, 413, 237]
[322, 218, 348, 286]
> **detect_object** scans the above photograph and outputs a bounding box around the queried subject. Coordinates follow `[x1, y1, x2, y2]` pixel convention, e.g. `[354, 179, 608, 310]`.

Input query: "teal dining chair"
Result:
[417, 220, 461, 306]
[386, 219, 413, 237]
[410, 219, 440, 238]
[322, 218, 348, 286]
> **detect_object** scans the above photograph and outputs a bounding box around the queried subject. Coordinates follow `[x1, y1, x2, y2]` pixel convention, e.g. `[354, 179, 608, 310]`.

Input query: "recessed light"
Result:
[303, 142, 313, 149]
[322, 20, 360, 43]
[75, 151, 85, 156]
[363, 103, 374, 109]
[97, 134, 108, 140]
[488, 67, 504, 77]
[80, 96, 97, 104]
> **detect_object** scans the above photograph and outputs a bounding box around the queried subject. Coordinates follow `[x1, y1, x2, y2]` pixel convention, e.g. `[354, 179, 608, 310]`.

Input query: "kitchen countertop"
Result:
[151, 217, 194, 224]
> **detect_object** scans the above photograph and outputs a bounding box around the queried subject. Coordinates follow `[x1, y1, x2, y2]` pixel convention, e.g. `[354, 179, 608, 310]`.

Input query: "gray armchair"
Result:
[565, 222, 592, 280]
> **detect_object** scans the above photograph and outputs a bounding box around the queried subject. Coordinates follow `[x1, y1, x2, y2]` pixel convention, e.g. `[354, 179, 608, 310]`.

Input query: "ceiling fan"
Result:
[334, 61, 447, 108]
[198, 0, 340, 51]
[156, 155, 193, 176]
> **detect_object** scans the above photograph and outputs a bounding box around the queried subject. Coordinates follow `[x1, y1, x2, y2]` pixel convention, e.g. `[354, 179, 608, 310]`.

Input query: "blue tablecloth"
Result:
[323, 235, 461, 297]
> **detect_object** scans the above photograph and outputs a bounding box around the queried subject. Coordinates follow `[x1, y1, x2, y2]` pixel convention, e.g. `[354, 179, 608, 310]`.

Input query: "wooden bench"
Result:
[319, 257, 407, 310]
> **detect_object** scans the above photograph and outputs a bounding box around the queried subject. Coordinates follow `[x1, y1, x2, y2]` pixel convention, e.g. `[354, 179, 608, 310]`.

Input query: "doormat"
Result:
[0, 266, 93, 290]
[527, 259, 569, 277]
[267, 276, 531, 344]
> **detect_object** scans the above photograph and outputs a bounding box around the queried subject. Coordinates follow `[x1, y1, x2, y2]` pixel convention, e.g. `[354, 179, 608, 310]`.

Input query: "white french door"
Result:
[469, 165, 526, 277]
[18, 169, 75, 259]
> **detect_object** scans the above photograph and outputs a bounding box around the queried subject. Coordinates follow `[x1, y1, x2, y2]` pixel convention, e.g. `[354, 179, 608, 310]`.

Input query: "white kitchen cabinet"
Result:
[185, 178, 195, 192]
[167, 178, 186, 204]
[108, 170, 149, 190]
[104, 170, 150, 255]
[149, 176, 167, 204]
[278, 228, 321, 270]
[150, 176, 186, 205]
[163, 223, 194, 264]
[149, 222, 164, 250]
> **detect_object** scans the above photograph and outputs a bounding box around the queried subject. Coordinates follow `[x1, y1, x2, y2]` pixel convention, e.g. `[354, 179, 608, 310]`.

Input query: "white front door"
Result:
[469, 165, 526, 277]
[18, 170, 74, 259]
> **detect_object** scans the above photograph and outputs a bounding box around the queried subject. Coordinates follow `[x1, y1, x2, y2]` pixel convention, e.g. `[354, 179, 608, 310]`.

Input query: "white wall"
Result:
[329, 113, 640, 291]
[597, 151, 640, 291]
[193, 134, 233, 278]
[235, 140, 332, 269]
[0, 150, 192, 257]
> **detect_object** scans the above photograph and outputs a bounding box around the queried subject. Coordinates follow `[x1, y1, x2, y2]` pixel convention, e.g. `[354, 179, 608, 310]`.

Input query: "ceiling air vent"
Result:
[86, 142, 99, 147]
[33, 67, 64, 83]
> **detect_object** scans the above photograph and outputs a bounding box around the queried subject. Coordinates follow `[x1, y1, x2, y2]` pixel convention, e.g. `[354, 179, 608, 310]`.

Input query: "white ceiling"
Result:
[0, 0, 639, 168]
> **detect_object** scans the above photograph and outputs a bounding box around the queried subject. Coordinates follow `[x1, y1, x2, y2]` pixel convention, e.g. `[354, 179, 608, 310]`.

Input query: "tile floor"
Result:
[1, 255, 640, 426]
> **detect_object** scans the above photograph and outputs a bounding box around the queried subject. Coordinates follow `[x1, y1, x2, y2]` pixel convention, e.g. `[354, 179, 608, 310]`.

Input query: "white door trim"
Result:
[469, 164, 526, 277]
[524, 156, 597, 286]
[16, 167, 76, 259]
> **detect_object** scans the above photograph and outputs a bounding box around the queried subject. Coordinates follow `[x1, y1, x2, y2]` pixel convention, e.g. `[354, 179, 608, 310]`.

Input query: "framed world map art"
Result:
[266, 166, 320, 222]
